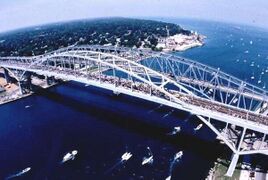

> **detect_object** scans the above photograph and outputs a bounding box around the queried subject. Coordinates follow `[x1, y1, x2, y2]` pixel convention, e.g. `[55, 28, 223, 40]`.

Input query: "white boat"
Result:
[25, 105, 31, 109]
[174, 151, 183, 160]
[174, 126, 181, 132]
[168, 126, 181, 135]
[165, 176, 171, 180]
[142, 156, 153, 165]
[21, 167, 31, 174]
[142, 147, 153, 165]
[121, 152, 132, 161]
[258, 75, 262, 84]
[194, 124, 203, 131]
[61, 150, 78, 163]
[5, 167, 31, 179]
[232, 98, 238, 104]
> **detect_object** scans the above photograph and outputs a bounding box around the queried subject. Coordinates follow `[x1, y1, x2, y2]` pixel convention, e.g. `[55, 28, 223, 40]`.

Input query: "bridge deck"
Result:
[1, 61, 267, 127]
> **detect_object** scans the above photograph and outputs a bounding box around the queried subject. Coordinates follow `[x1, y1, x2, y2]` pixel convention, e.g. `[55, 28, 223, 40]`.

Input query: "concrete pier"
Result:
[226, 153, 239, 177]
[4, 68, 11, 83]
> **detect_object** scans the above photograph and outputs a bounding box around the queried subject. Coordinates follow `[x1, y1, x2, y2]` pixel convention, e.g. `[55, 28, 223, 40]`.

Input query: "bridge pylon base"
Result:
[225, 153, 239, 177]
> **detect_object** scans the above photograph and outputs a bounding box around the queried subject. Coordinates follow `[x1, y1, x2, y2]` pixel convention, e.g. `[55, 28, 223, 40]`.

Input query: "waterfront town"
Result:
[156, 30, 205, 52]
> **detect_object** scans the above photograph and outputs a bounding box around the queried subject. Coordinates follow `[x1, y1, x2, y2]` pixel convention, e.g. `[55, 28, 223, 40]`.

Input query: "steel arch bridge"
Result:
[0, 45, 268, 176]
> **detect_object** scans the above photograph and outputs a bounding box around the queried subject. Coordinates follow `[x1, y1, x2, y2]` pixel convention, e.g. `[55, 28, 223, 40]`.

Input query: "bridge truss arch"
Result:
[1, 45, 268, 176]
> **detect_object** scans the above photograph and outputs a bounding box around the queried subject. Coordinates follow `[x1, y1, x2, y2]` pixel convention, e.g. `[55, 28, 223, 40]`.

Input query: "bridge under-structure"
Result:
[0, 45, 268, 176]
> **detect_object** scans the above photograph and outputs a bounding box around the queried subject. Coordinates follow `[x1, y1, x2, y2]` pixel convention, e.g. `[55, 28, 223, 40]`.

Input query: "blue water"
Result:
[168, 18, 268, 88]
[0, 83, 220, 180]
[1, 19, 268, 180]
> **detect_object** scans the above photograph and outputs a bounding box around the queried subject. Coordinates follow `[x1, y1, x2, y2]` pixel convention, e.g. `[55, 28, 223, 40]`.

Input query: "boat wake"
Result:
[5, 167, 31, 180]
[104, 151, 132, 174]
[162, 110, 174, 119]
[165, 151, 183, 180]
[147, 105, 162, 114]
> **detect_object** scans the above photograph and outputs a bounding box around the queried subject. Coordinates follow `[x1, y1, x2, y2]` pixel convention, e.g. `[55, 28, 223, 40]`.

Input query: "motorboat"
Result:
[121, 152, 132, 161]
[142, 156, 153, 165]
[174, 151, 183, 160]
[61, 150, 78, 163]
[5, 167, 31, 179]
[165, 176, 171, 180]
[142, 147, 153, 165]
[194, 124, 203, 131]
[21, 167, 31, 174]
[168, 126, 181, 135]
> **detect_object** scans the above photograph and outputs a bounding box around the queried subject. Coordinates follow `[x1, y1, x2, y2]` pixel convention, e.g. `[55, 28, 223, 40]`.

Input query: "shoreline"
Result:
[0, 83, 58, 106]
[206, 159, 268, 180]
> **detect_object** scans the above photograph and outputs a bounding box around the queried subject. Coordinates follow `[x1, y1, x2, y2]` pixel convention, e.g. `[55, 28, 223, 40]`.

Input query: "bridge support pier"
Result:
[225, 153, 239, 177]
[19, 73, 33, 94]
[4, 68, 11, 83]
[46, 76, 55, 86]
[225, 127, 246, 177]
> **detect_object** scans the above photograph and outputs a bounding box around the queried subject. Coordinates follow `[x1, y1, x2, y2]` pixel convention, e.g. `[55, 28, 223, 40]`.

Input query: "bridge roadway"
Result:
[2, 57, 268, 114]
[1, 60, 268, 130]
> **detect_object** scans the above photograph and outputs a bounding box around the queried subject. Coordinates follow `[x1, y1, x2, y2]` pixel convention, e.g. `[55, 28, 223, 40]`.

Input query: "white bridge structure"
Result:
[0, 45, 268, 176]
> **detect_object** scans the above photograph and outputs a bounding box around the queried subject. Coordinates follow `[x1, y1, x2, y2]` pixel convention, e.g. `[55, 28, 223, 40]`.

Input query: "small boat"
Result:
[167, 126, 181, 135]
[121, 152, 132, 161]
[5, 167, 31, 179]
[258, 75, 262, 84]
[21, 167, 31, 174]
[142, 147, 153, 165]
[174, 126, 181, 132]
[250, 40, 253, 45]
[194, 124, 203, 131]
[25, 105, 31, 109]
[251, 72, 255, 80]
[165, 176, 171, 180]
[142, 156, 153, 165]
[244, 50, 249, 54]
[232, 98, 238, 104]
[61, 150, 78, 163]
[174, 151, 183, 160]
